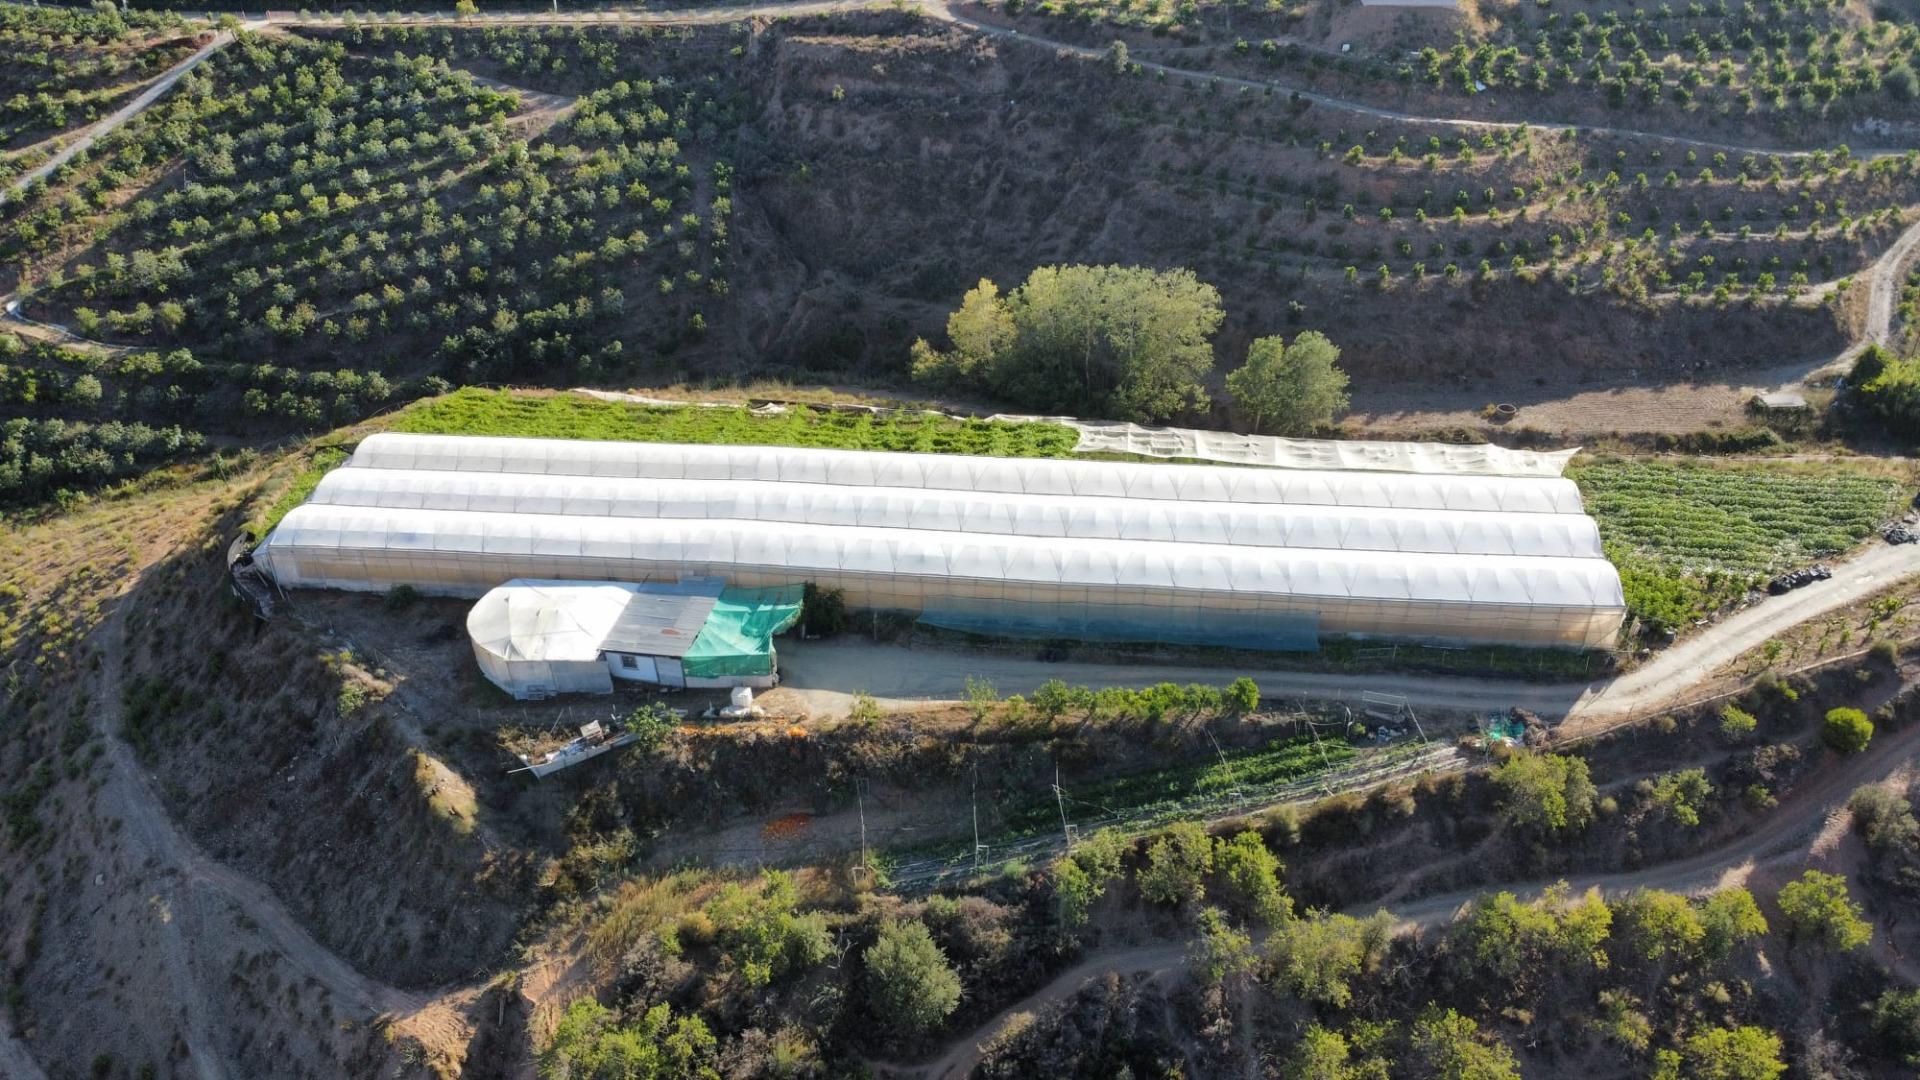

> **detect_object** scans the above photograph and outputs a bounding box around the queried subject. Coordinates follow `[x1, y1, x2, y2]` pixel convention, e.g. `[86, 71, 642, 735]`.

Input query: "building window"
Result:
[619, 655, 638, 670]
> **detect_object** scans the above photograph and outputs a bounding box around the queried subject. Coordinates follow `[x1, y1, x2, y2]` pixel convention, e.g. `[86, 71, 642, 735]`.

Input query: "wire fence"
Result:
[883, 740, 1460, 893]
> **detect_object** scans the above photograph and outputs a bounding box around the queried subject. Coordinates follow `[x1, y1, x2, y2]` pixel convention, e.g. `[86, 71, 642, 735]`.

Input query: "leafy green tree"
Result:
[1492, 752, 1596, 834]
[1282, 1024, 1358, 1080]
[1775, 870, 1872, 952]
[1053, 857, 1098, 928]
[1453, 885, 1610, 987]
[540, 999, 719, 1080]
[864, 918, 963, 1036]
[1213, 830, 1292, 926]
[1697, 887, 1768, 962]
[1073, 827, 1131, 884]
[1408, 1008, 1520, 1080]
[1190, 906, 1257, 984]
[1823, 707, 1873, 753]
[1266, 910, 1393, 1008]
[910, 278, 1013, 387]
[1613, 889, 1704, 963]
[910, 265, 1224, 421]
[1138, 821, 1214, 906]
[1054, 826, 1134, 927]
[1225, 332, 1350, 435]
[1646, 768, 1715, 827]
[1654, 1026, 1786, 1080]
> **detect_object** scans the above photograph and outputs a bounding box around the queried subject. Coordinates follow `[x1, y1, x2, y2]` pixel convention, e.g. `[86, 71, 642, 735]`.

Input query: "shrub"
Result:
[1871, 988, 1920, 1066]
[1718, 705, 1757, 742]
[1654, 1025, 1786, 1080]
[1492, 752, 1596, 833]
[540, 999, 716, 1080]
[621, 702, 676, 752]
[1225, 676, 1260, 715]
[1409, 1008, 1520, 1080]
[1646, 768, 1715, 827]
[864, 919, 962, 1037]
[1190, 906, 1256, 984]
[1822, 707, 1873, 753]
[1212, 830, 1291, 926]
[705, 871, 832, 987]
[382, 583, 420, 611]
[1137, 821, 1214, 906]
[1266, 909, 1393, 1007]
[802, 583, 849, 637]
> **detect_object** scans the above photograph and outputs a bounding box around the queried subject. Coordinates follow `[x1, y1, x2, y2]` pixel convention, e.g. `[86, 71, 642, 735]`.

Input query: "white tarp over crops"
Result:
[344, 434, 1589, 514]
[1044, 421, 1575, 477]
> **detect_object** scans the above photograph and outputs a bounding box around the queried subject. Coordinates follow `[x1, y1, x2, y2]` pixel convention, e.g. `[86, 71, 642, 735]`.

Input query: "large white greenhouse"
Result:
[257, 431, 1628, 649]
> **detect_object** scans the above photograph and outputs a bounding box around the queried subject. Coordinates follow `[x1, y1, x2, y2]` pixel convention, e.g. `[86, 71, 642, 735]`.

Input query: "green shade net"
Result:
[681, 584, 805, 678]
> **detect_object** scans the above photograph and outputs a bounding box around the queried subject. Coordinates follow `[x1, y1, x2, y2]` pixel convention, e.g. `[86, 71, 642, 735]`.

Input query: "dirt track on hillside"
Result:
[908, 719, 1920, 1080]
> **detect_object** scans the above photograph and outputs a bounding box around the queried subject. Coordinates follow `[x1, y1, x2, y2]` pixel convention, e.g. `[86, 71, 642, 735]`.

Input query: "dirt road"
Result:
[73, 604, 426, 1076]
[2, 30, 235, 206]
[780, 534, 1920, 727]
[912, 718, 1920, 1080]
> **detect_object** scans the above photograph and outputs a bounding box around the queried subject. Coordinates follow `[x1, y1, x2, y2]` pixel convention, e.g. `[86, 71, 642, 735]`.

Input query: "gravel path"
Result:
[779, 534, 1920, 729]
[1, 30, 235, 206]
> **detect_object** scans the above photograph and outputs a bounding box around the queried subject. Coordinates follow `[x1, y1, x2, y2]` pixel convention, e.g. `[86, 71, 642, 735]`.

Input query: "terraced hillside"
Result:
[2, 8, 1914, 510]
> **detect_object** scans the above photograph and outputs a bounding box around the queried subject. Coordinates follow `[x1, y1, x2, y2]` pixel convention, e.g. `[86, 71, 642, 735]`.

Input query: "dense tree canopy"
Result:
[910, 265, 1224, 422]
[1225, 331, 1350, 435]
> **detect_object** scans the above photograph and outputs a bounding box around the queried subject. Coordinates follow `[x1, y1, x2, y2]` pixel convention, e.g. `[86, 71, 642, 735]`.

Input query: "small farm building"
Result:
[257, 431, 1627, 650]
[467, 578, 802, 699]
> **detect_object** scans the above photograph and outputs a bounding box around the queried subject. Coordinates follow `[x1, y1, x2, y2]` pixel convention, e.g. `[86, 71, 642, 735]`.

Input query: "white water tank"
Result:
[730, 686, 753, 709]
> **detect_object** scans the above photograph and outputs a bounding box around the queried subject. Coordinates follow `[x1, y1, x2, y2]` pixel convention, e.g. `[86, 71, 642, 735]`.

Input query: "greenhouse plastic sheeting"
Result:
[258, 505, 1626, 648]
[920, 598, 1320, 651]
[307, 468, 1605, 560]
[1002, 419, 1577, 477]
[345, 434, 1588, 515]
[261, 434, 1627, 649]
[682, 585, 805, 678]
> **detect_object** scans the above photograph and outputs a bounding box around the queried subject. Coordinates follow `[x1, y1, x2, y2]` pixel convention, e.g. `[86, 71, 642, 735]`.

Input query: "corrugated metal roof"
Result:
[601, 585, 720, 657]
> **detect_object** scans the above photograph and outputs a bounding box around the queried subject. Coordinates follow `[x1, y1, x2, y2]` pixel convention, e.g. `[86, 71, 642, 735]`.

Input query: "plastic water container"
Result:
[730, 687, 753, 709]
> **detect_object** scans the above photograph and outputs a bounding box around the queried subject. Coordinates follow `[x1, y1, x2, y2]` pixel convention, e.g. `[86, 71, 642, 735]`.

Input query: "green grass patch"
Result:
[1572, 458, 1909, 633]
[252, 446, 347, 537]
[390, 388, 1082, 458]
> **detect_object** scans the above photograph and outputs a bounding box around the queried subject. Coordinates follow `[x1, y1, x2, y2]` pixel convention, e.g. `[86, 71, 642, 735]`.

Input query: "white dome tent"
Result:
[258, 432, 1627, 650]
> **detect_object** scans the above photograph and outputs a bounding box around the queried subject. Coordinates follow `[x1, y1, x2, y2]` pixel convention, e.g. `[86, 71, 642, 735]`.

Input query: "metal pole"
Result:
[1053, 764, 1071, 852]
[970, 764, 981, 874]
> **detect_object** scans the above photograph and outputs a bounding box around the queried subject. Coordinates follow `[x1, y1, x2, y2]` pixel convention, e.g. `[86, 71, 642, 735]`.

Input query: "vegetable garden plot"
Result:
[1572, 459, 1906, 574]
